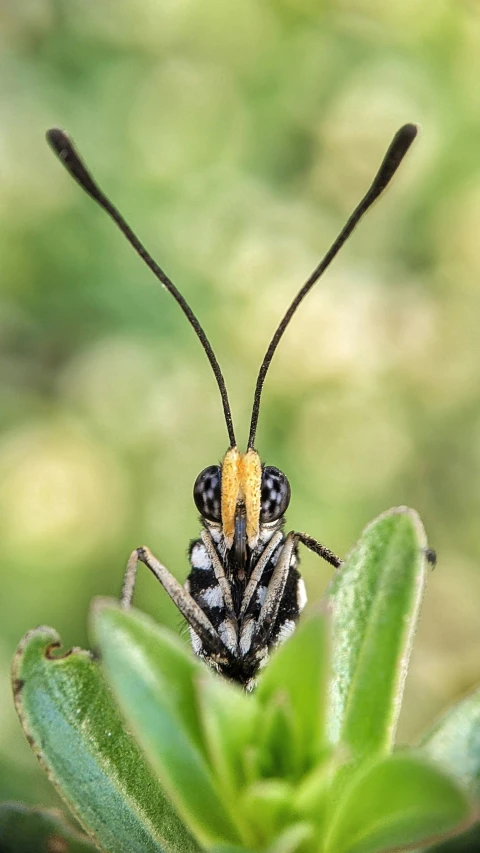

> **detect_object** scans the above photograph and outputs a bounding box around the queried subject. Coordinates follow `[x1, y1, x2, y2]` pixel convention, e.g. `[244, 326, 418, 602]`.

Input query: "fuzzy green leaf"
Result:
[420, 686, 480, 798]
[91, 599, 245, 849]
[323, 752, 472, 853]
[0, 802, 98, 853]
[256, 613, 328, 773]
[196, 674, 261, 799]
[240, 779, 295, 844]
[327, 507, 429, 759]
[12, 626, 200, 853]
[209, 847, 254, 853]
[255, 692, 297, 781]
[264, 822, 314, 853]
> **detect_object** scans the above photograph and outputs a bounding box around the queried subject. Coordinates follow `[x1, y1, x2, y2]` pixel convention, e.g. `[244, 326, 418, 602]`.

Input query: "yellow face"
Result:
[221, 447, 262, 550]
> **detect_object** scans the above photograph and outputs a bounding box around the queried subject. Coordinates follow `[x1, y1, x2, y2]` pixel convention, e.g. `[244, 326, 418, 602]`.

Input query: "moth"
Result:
[47, 123, 417, 688]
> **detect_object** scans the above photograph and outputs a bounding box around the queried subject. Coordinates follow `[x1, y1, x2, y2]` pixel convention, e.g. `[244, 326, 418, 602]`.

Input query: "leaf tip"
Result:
[12, 626, 61, 683]
[90, 595, 120, 616]
[89, 595, 123, 640]
[364, 505, 428, 553]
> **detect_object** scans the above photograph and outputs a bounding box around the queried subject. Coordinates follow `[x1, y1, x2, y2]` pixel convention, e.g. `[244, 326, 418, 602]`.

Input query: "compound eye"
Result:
[260, 466, 291, 522]
[193, 465, 222, 522]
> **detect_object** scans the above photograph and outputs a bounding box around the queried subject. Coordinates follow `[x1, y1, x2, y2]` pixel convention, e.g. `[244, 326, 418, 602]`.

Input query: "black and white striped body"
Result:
[185, 517, 307, 688]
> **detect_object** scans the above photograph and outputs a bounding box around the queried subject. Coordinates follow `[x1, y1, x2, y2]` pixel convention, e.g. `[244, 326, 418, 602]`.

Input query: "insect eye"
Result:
[260, 466, 291, 522]
[193, 465, 222, 522]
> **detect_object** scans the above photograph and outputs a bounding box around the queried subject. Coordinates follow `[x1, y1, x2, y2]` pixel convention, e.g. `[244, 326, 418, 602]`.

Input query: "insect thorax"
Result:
[185, 516, 306, 688]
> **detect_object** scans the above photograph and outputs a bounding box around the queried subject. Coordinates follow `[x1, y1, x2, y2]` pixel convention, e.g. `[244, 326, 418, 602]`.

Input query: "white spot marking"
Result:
[208, 526, 222, 544]
[259, 525, 279, 545]
[256, 585, 267, 606]
[218, 619, 237, 654]
[189, 627, 204, 656]
[201, 585, 223, 608]
[190, 543, 211, 570]
[276, 619, 296, 644]
[297, 578, 307, 612]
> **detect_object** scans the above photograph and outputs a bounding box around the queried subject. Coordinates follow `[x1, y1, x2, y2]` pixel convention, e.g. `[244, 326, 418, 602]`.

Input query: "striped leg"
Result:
[120, 546, 228, 656]
[296, 532, 342, 568]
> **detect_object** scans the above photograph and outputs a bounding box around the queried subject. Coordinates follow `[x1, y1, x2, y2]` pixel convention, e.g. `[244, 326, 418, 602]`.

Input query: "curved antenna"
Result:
[247, 123, 418, 449]
[46, 128, 237, 448]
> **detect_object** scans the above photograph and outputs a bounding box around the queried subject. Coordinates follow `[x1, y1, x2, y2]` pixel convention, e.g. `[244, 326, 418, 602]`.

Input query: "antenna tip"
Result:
[397, 123, 419, 147]
[400, 122, 419, 139]
[46, 128, 71, 157]
[392, 123, 419, 159]
[46, 127, 99, 199]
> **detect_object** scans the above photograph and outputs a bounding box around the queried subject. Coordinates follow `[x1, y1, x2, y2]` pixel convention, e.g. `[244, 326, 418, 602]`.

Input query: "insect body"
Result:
[47, 123, 418, 687]
[186, 448, 304, 685]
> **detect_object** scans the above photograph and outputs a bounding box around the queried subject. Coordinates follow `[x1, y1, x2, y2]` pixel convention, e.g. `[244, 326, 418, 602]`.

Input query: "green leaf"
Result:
[264, 822, 314, 853]
[209, 847, 254, 853]
[0, 802, 98, 853]
[422, 821, 480, 852]
[12, 626, 200, 853]
[240, 779, 295, 845]
[323, 752, 472, 853]
[327, 507, 429, 759]
[196, 674, 261, 798]
[255, 693, 297, 780]
[92, 599, 245, 849]
[256, 613, 328, 773]
[420, 686, 480, 797]
[292, 752, 337, 832]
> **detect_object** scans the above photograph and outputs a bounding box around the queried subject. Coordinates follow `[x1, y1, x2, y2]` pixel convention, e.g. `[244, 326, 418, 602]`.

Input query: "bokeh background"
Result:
[2, 0, 480, 809]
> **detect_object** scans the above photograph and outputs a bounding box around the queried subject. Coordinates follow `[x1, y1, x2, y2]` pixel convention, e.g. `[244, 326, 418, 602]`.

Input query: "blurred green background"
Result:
[2, 0, 480, 810]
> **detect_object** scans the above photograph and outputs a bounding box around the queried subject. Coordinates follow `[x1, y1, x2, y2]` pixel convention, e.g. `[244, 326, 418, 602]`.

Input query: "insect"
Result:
[47, 123, 417, 688]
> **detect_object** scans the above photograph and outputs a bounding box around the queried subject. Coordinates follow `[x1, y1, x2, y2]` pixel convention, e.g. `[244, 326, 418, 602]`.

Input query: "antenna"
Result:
[46, 128, 237, 449]
[247, 123, 418, 450]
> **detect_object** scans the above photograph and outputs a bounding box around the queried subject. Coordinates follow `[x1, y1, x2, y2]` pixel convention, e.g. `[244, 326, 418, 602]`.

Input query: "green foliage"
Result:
[0, 803, 97, 853]
[328, 507, 427, 760]
[420, 687, 480, 797]
[4, 4, 480, 813]
[8, 508, 480, 852]
[11, 627, 199, 853]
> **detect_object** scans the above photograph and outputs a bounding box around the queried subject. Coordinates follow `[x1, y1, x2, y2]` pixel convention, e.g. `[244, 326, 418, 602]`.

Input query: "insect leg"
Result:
[201, 529, 236, 616]
[252, 532, 297, 646]
[121, 549, 140, 609]
[239, 529, 284, 619]
[120, 546, 228, 656]
[295, 532, 342, 568]
[298, 534, 435, 570]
